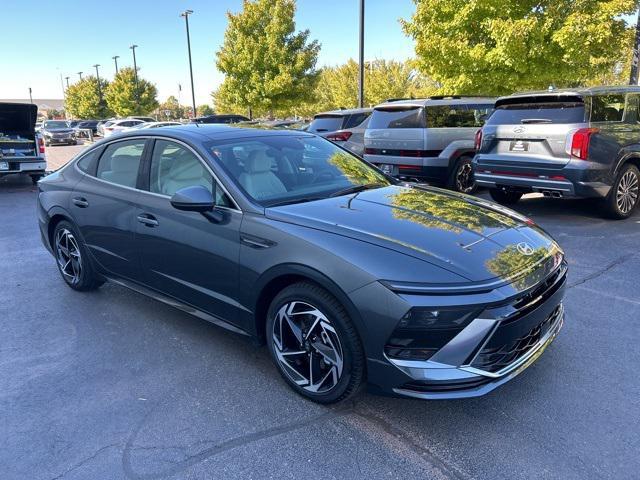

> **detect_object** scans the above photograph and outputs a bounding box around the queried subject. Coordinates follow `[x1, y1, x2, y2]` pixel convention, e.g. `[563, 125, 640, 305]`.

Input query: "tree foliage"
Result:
[104, 67, 159, 116]
[402, 0, 637, 95]
[157, 95, 186, 120]
[197, 104, 215, 116]
[64, 76, 112, 119]
[215, 0, 320, 116]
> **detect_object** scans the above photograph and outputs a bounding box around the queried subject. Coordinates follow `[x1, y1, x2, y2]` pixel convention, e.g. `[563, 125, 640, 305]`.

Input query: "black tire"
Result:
[45, 140, 50, 147]
[52, 220, 104, 291]
[266, 282, 365, 404]
[448, 156, 477, 194]
[489, 188, 523, 205]
[30, 174, 43, 185]
[603, 163, 640, 219]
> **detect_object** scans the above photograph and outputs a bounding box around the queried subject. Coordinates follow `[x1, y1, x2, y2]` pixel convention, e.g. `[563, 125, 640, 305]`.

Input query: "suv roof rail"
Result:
[384, 97, 415, 102]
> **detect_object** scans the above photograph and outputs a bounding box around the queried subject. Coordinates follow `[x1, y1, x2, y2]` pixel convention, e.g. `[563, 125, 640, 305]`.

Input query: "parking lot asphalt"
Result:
[1, 144, 639, 480]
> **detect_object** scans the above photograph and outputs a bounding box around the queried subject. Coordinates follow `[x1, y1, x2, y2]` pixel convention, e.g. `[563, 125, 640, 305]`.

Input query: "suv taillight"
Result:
[566, 128, 599, 160]
[326, 131, 352, 142]
[38, 136, 45, 154]
[474, 129, 483, 151]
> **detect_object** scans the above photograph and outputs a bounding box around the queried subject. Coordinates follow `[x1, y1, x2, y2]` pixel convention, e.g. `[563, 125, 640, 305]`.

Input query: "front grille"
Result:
[471, 305, 561, 373]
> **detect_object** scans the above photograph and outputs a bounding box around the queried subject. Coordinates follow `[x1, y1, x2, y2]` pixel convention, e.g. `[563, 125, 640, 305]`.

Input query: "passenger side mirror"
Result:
[170, 185, 223, 223]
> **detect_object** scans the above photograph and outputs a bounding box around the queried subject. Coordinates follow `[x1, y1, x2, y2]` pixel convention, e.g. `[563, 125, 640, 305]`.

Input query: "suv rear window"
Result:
[487, 96, 586, 125]
[368, 107, 425, 129]
[309, 115, 345, 133]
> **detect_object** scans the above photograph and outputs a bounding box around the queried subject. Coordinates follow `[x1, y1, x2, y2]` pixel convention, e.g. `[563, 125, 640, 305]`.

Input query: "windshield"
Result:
[207, 135, 392, 207]
[44, 121, 69, 129]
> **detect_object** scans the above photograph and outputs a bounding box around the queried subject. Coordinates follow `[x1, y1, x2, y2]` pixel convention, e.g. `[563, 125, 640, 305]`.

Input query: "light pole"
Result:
[77, 71, 83, 80]
[130, 44, 139, 99]
[630, 11, 640, 85]
[65, 76, 70, 89]
[358, 0, 365, 108]
[28, 87, 33, 104]
[93, 64, 102, 101]
[112, 55, 120, 74]
[180, 9, 197, 118]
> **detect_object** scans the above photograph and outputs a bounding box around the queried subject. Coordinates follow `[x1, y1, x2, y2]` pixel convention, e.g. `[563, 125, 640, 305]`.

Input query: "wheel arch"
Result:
[46, 207, 75, 250]
[614, 151, 640, 176]
[251, 264, 365, 346]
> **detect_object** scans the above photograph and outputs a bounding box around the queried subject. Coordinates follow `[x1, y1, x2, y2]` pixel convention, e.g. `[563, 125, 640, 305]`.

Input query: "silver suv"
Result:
[308, 108, 372, 156]
[474, 86, 640, 219]
[364, 97, 495, 192]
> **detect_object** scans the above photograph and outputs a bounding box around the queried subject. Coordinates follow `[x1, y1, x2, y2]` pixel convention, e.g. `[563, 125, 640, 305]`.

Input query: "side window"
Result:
[150, 140, 231, 207]
[96, 139, 146, 188]
[466, 104, 495, 127]
[427, 106, 476, 128]
[76, 148, 101, 174]
[591, 94, 626, 122]
[344, 112, 371, 129]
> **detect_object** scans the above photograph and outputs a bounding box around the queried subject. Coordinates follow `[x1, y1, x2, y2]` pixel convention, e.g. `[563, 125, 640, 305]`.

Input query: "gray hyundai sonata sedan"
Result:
[37, 124, 566, 403]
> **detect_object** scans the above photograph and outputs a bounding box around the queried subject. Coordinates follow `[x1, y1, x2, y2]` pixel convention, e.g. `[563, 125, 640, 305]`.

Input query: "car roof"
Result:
[102, 123, 316, 142]
[501, 85, 640, 102]
[314, 107, 372, 117]
[374, 96, 497, 109]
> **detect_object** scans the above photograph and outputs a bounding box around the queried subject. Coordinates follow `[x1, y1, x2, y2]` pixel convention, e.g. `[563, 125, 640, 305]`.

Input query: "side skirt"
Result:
[105, 275, 251, 337]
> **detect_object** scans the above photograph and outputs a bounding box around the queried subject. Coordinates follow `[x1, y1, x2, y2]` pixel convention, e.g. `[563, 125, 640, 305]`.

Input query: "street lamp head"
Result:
[93, 64, 100, 68]
[112, 55, 119, 60]
[181, 9, 194, 17]
[130, 44, 138, 50]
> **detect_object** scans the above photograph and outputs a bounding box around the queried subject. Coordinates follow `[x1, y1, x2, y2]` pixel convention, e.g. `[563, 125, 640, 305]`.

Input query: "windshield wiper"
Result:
[520, 118, 553, 124]
[329, 183, 385, 198]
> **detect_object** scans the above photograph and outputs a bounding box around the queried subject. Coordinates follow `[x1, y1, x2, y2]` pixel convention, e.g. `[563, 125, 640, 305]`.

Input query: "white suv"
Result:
[102, 119, 145, 137]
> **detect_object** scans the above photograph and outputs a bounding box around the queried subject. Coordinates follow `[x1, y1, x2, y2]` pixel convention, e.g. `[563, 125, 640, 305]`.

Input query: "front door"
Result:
[135, 139, 245, 328]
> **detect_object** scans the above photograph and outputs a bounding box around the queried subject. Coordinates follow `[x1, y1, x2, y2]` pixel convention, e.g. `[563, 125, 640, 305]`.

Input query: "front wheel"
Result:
[266, 282, 365, 404]
[449, 156, 477, 193]
[603, 164, 639, 219]
[489, 188, 523, 205]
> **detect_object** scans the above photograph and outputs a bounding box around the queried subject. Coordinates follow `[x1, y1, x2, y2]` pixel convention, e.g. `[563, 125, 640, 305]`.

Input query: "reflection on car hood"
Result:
[266, 185, 559, 283]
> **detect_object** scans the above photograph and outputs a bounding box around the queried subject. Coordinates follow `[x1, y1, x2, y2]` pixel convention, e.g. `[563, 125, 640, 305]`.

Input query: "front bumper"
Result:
[351, 256, 567, 400]
[46, 136, 76, 145]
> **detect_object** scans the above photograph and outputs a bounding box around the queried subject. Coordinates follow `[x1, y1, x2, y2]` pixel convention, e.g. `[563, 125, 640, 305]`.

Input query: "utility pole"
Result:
[181, 9, 197, 118]
[358, 0, 365, 108]
[93, 64, 102, 101]
[130, 44, 139, 99]
[112, 55, 120, 74]
[28, 87, 33, 104]
[630, 11, 640, 85]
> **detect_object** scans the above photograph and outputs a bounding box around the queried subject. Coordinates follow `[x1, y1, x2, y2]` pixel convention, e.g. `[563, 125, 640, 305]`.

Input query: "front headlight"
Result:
[384, 308, 480, 361]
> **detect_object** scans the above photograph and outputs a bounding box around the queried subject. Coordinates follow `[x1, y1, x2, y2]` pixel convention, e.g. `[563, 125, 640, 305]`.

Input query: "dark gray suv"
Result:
[474, 86, 640, 218]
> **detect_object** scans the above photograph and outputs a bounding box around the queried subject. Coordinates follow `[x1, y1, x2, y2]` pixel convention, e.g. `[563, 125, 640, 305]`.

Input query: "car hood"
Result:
[266, 185, 559, 283]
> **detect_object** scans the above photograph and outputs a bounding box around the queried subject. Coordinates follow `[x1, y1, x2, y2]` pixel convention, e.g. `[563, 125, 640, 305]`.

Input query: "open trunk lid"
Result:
[0, 103, 39, 158]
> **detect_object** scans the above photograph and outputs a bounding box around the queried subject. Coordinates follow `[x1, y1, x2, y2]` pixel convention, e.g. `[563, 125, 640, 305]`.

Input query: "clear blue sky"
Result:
[1, 0, 416, 105]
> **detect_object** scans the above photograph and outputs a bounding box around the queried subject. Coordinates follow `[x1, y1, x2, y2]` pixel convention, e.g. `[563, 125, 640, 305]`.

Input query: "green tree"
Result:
[104, 67, 159, 116]
[402, 0, 637, 95]
[157, 96, 186, 120]
[310, 59, 436, 114]
[64, 76, 112, 119]
[215, 0, 320, 117]
[197, 104, 215, 116]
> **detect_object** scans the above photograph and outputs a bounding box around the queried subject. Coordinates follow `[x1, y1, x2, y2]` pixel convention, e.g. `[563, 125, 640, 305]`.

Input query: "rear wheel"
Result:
[489, 188, 523, 205]
[448, 156, 477, 193]
[53, 221, 104, 291]
[266, 282, 364, 404]
[603, 164, 639, 219]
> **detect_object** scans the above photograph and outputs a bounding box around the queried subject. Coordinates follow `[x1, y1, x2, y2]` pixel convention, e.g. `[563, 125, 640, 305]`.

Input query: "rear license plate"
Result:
[509, 140, 529, 152]
[378, 164, 398, 175]
[0, 161, 8, 170]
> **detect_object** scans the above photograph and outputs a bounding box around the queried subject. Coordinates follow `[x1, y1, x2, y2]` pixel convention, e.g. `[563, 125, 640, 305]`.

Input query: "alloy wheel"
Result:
[455, 161, 475, 193]
[271, 301, 344, 393]
[55, 228, 82, 284]
[616, 169, 639, 215]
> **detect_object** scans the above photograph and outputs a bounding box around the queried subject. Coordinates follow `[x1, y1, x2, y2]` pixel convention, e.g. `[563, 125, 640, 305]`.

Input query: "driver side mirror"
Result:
[170, 185, 223, 223]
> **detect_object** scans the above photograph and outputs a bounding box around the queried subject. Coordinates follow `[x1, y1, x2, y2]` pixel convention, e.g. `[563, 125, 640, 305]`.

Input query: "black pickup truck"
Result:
[0, 103, 47, 184]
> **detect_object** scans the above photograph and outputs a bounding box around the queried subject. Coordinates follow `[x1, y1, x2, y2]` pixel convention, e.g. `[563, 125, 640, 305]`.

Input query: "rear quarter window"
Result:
[426, 104, 494, 128]
[368, 107, 425, 129]
[590, 94, 626, 122]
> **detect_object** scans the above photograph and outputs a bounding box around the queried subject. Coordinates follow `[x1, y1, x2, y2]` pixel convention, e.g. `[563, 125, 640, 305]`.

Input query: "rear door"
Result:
[482, 95, 588, 169]
[71, 138, 149, 280]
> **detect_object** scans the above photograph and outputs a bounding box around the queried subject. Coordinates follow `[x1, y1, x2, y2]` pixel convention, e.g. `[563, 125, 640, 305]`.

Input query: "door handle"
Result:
[72, 197, 89, 208]
[137, 214, 159, 227]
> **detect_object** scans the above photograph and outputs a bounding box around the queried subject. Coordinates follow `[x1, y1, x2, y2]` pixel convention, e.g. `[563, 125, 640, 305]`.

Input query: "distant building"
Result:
[0, 98, 65, 119]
